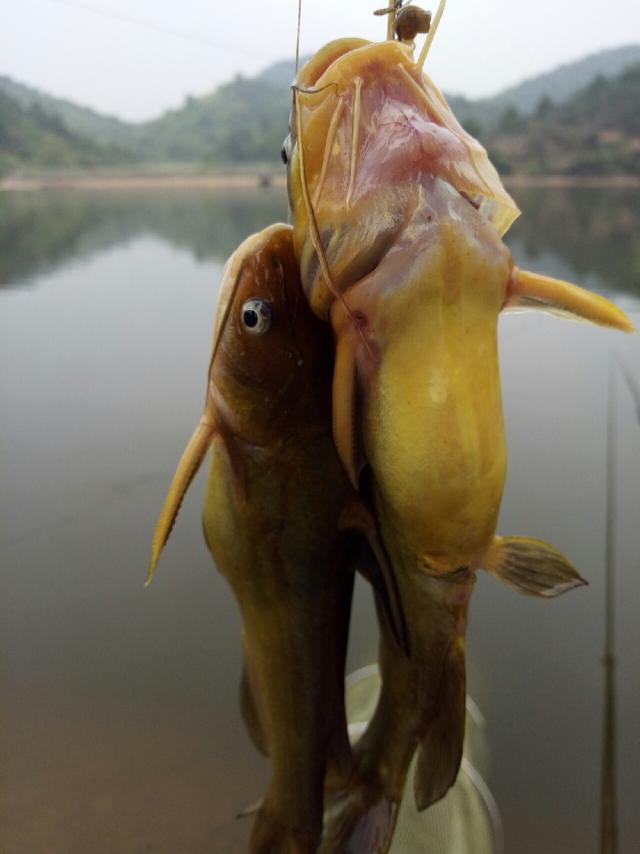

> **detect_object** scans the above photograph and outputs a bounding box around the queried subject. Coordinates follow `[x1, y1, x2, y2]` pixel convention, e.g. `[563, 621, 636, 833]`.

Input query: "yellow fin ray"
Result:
[483, 536, 587, 598]
[506, 268, 635, 333]
[146, 419, 215, 584]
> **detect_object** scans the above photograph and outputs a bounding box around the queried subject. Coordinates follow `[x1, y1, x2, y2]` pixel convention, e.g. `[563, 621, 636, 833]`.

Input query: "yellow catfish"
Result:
[287, 34, 633, 611]
[286, 36, 634, 842]
[147, 224, 407, 854]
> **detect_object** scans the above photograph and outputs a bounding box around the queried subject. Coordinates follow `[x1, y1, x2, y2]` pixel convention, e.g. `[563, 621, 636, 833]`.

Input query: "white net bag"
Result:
[345, 665, 503, 854]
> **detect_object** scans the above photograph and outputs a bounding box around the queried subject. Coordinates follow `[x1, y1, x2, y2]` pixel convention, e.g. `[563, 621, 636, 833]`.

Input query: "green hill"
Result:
[452, 43, 640, 133]
[0, 90, 133, 174]
[0, 74, 136, 148]
[136, 75, 291, 165]
[1, 45, 639, 174]
[486, 63, 640, 176]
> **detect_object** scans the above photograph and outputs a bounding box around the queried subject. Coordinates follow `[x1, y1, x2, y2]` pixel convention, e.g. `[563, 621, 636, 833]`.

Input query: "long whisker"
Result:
[416, 0, 447, 72]
[295, 0, 302, 74]
[294, 93, 354, 314]
[294, 89, 376, 361]
[313, 99, 344, 207]
[346, 78, 362, 208]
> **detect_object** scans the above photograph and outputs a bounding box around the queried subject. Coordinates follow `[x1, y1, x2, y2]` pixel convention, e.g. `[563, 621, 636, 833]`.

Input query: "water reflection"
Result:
[506, 186, 640, 295]
[1, 186, 638, 297]
[0, 188, 288, 289]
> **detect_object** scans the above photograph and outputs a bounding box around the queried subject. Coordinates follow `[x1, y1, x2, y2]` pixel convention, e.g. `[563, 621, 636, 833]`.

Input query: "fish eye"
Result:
[280, 133, 292, 165]
[241, 299, 273, 335]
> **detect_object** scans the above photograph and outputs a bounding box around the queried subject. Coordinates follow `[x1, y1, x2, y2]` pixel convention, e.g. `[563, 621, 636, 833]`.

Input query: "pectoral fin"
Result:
[339, 500, 409, 656]
[505, 267, 635, 333]
[147, 418, 216, 584]
[483, 536, 588, 597]
[414, 639, 466, 811]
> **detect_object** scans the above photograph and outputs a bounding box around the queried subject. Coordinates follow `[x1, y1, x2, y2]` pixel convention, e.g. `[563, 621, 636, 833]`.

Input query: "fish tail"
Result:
[320, 789, 399, 854]
[413, 639, 466, 811]
[250, 804, 321, 854]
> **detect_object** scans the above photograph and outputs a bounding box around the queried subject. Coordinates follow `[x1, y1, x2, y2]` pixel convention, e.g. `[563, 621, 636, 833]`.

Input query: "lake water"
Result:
[1, 186, 638, 854]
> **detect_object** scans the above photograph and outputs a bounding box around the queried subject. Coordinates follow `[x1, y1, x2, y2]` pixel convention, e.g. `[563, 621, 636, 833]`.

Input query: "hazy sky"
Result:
[1, 0, 639, 122]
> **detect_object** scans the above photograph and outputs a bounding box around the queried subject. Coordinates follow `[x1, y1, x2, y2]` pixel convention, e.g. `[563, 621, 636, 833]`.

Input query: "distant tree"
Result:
[535, 95, 554, 119]
[498, 105, 523, 134]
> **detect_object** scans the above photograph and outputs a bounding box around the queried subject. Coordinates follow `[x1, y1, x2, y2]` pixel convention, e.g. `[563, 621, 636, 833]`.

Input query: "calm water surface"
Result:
[1, 187, 639, 854]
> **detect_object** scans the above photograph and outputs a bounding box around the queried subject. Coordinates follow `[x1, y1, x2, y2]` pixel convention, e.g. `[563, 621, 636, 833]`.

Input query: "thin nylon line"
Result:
[295, 0, 303, 74]
[41, 0, 266, 58]
[601, 356, 617, 854]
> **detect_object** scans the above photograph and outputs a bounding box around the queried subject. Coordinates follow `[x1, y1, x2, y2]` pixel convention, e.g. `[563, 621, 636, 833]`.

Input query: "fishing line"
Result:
[40, 0, 267, 59]
[295, 0, 303, 74]
[600, 354, 618, 854]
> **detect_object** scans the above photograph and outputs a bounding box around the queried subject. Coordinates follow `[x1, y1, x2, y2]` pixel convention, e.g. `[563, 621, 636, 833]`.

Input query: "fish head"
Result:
[287, 38, 519, 318]
[208, 223, 332, 447]
[147, 223, 333, 581]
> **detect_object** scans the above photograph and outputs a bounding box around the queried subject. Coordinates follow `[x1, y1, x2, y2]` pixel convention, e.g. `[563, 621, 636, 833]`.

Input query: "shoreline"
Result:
[1, 171, 639, 192]
[0, 171, 288, 192]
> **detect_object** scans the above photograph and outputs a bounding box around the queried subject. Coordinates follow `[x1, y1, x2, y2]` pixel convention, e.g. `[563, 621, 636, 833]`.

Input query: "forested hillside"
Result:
[1, 44, 639, 174]
[485, 63, 640, 175]
[0, 90, 132, 173]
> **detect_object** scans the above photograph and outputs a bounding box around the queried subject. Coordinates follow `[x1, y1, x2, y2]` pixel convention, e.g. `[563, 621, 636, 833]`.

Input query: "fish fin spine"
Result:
[504, 267, 635, 333]
[146, 418, 215, 584]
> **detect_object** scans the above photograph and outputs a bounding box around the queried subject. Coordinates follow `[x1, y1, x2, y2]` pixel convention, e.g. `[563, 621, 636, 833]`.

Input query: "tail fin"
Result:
[250, 804, 321, 854]
[321, 791, 398, 854]
[414, 640, 466, 811]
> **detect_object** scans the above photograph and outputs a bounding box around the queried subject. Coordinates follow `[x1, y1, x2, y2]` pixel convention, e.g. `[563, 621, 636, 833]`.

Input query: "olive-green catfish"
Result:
[147, 224, 405, 854]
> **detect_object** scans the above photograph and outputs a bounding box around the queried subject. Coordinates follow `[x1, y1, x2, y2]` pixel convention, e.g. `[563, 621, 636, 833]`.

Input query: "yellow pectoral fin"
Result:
[505, 267, 635, 333]
[146, 418, 216, 585]
[483, 536, 588, 598]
